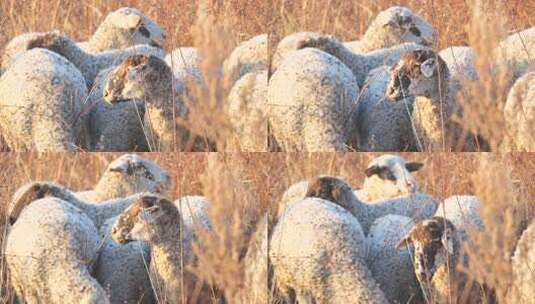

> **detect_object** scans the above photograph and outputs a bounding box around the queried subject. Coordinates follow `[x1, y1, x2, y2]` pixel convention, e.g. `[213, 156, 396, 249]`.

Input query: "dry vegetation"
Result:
[0, 153, 533, 303]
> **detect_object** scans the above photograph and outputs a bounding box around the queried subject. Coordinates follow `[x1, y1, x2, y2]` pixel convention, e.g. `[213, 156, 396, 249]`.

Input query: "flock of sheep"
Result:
[4, 153, 534, 303]
[0, 6, 533, 152]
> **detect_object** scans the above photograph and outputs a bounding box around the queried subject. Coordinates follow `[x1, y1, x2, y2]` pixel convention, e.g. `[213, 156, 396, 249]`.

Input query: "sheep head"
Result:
[102, 154, 171, 195]
[102, 7, 166, 49]
[306, 175, 356, 212]
[386, 49, 449, 102]
[363, 154, 423, 199]
[111, 194, 179, 244]
[397, 216, 459, 285]
[103, 54, 172, 104]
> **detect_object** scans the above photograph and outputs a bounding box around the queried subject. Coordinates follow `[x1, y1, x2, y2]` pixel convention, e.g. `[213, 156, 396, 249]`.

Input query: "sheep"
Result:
[223, 34, 268, 82]
[355, 154, 424, 202]
[78, 7, 166, 53]
[386, 49, 482, 151]
[344, 6, 435, 54]
[86, 67, 150, 151]
[165, 47, 204, 83]
[8, 181, 165, 303]
[270, 196, 388, 303]
[94, 195, 212, 304]
[111, 194, 215, 304]
[510, 221, 535, 303]
[367, 214, 422, 303]
[433, 195, 484, 241]
[438, 46, 479, 83]
[503, 71, 535, 152]
[8, 181, 150, 229]
[6, 195, 108, 304]
[397, 216, 488, 304]
[272, 31, 426, 86]
[96, 217, 154, 304]
[356, 65, 419, 151]
[0, 48, 89, 151]
[4, 31, 165, 88]
[267, 47, 360, 151]
[494, 27, 535, 83]
[305, 175, 438, 235]
[75, 153, 171, 203]
[103, 54, 207, 152]
[227, 70, 268, 151]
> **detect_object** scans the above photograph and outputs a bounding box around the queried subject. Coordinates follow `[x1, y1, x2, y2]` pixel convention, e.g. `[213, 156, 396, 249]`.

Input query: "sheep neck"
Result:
[143, 85, 183, 151]
[413, 74, 455, 151]
[335, 45, 369, 84]
[54, 39, 95, 83]
[149, 218, 186, 303]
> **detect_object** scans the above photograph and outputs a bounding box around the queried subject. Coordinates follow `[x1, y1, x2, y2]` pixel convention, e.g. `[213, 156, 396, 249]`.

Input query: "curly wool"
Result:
[0, 48, 89, 151]
[268, 48, 359, 151]
[228, 70, 268, 151]
[270, 197, 388, 303]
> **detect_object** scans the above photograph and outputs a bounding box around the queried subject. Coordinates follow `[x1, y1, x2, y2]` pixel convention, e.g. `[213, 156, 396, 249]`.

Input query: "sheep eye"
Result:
[139, 26, 151, 38]
[409, 26, 421, 37]
[378, 168, 396, 181]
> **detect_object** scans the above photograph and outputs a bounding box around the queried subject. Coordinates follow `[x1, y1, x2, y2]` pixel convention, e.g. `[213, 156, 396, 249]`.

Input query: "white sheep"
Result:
[76, 154, 171, 203]
[111, 194, 215, 304]
[270, 196, 388, 303]
[4, 31, 165, 88]
[0, 48, 89, 151]
[8, 181, 168, 303]
[433, 195, 484, 241]
[304, 176, 438, 235]
[494, 27, 535, 83]
[6, 196, 108, 304]
[103, 54, 207, 152]
[223, 34, 268, 82]
[503, 71, 535, 152]
[344, 6, 435, 54]
[356, 65, 419, 151]
[273, 31, 426, 86]
[86, 67, 150, 151]
[386, 49, 483, 151]
[96, 195, 212, 304]
[78, 7, 166, 53]
[227, 70, 268, 151]
[397, 216, 488, 304]
[164, 47, 204, 84]
[510, 221, 535, 303]
[267, 47, 360, 151]
[438, 46, 479, 83]
[367, 214, 422, 303]
[355, 154, 424, 202]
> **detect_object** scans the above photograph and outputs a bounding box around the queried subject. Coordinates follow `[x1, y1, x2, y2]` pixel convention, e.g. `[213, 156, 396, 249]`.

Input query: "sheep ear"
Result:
[420, 58, 436, 78]
[405, 162, 424, 172]
[109, 162, 133, 175]
[364, 165, 381, 177]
